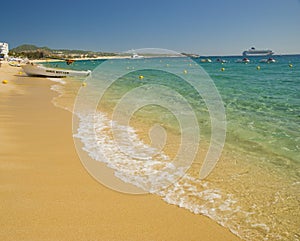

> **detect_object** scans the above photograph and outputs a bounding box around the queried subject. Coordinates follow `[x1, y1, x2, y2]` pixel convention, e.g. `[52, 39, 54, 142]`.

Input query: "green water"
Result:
[47, 55, 300, 240]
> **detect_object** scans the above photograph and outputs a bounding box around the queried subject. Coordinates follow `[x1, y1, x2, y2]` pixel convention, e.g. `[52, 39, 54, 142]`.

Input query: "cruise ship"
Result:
[242, 47, 274, 56]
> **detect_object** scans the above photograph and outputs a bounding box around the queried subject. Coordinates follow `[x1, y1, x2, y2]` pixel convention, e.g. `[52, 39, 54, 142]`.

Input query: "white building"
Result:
[0, 42, 9, 59]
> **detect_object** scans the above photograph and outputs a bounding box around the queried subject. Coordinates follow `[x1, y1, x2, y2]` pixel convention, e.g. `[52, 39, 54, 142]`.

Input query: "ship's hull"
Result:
[22, 64, 91, 77]
[243, 50, 274, 56]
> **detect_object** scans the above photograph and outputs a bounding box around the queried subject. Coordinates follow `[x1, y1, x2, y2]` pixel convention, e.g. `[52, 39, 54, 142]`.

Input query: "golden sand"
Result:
[0, 63, 240, 240]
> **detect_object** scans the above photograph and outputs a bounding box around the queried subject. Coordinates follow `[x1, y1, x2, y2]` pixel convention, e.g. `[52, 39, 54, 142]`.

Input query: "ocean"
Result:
[45, 54, 300, 241]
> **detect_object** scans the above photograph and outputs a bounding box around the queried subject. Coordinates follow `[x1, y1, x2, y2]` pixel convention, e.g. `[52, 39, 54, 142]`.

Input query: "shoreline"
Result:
[0, 64, 241, 240]
[12, 54, 185, 64]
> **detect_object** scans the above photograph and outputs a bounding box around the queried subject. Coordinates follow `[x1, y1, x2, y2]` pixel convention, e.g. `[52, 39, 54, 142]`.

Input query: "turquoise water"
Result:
[46, 55, 300, 240]
[203, 56, 300, 178]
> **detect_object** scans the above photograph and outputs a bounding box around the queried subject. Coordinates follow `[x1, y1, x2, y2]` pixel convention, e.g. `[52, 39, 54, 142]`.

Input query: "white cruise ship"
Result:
[242, 47, 274, 56]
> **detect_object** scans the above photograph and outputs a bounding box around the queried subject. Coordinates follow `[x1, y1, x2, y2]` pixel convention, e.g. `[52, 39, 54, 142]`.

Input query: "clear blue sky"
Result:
[2, 0, 300, 55]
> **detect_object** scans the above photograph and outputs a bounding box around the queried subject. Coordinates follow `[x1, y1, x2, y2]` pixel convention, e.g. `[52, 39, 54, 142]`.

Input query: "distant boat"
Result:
[182, 53, 200, 58]
[22, 63, 91, 77]
[66, 59, 75, 65]
[200, 58, 212, 63]
[243, 47, 274, 56]
[131, 53, 144, 59]
[259, 57, 276, 63]
[216, 58, 227, 63]
[236, 57, 250, 63]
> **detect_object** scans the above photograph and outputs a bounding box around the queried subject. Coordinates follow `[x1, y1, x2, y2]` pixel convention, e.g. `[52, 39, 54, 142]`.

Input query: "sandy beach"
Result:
[0, 62, 240, 240]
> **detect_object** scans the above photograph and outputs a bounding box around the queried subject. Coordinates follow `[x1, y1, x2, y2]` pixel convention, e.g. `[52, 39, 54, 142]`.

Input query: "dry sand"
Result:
[0, 63, 240, 240]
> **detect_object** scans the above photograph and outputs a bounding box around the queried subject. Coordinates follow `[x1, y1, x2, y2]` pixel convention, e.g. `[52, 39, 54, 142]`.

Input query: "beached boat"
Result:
[22, 63, 91, 77]
[243, 47, 274, 56]
[8, 57, 28, 67]
[8, 61, 21, 67]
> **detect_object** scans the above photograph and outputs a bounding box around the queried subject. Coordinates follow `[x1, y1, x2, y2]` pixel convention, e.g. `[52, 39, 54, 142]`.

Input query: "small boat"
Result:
[131, 53, 144, 59]
[236, 57, 250, 63]
[200, 58, 212, 63]
[183, 53, 200, 58]
[66, 59, 75, 65]
[259, 57, 276, 63]
[243, 47, 274, 56]
[216, 58, 227, 63]
[8, 61, 21, 67]
[22, 63, 91, 77]
[8, 57, 27, 67]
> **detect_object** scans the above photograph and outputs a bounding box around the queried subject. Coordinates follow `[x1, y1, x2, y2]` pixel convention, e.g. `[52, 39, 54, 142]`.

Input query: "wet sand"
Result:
[0, 63, 240, 240]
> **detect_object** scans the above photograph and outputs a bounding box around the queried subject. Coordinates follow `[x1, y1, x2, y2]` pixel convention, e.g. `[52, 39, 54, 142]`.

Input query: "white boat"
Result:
[216, 58, 227, 63]
[235, 57, 250, 63]
[200, 58, 212, 63]
[22, 64, 91, 77]
[243, 47, 274, 56]
[131, 53, 144, 59]
[9, 61, 21, 67]
[8, 57, 28, 67]
[259, 57, 276, 63]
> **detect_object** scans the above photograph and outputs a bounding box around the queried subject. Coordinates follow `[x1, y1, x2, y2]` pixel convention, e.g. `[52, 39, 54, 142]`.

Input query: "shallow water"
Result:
[47, 55, 300, 240]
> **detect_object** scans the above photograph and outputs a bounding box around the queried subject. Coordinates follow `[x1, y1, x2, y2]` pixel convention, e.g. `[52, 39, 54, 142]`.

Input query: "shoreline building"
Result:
[0, 42, 9, 59]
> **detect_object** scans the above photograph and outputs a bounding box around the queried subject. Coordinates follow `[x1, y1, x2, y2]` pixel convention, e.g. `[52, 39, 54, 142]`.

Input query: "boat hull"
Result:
[22, 64, 91, 77]
[242, 50, 274, 56]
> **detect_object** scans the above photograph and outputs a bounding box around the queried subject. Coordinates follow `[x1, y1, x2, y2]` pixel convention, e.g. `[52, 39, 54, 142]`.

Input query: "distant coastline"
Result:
[7, 44, 300, 61]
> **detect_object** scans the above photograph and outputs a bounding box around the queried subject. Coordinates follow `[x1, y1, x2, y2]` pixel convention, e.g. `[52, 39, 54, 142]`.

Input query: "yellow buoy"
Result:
[82, 82, 87, 87]
[289, 64, 293, 68]
[221, 67, 225, 71]
[183, 69, 188, 74]
[18, 71, 23, 75]
[139, 75, 144, 79]
[257, 66, 261, 70]
[2, 80, 8, 84]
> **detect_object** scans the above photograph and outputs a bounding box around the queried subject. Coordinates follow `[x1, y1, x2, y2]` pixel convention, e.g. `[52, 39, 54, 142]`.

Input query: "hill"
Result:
[9, 44, 116, 59]
[11, 44, 50, 52]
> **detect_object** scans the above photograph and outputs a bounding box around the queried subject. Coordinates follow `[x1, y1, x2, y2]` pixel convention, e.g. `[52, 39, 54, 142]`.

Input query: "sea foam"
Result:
[73, 110, 254, 240]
